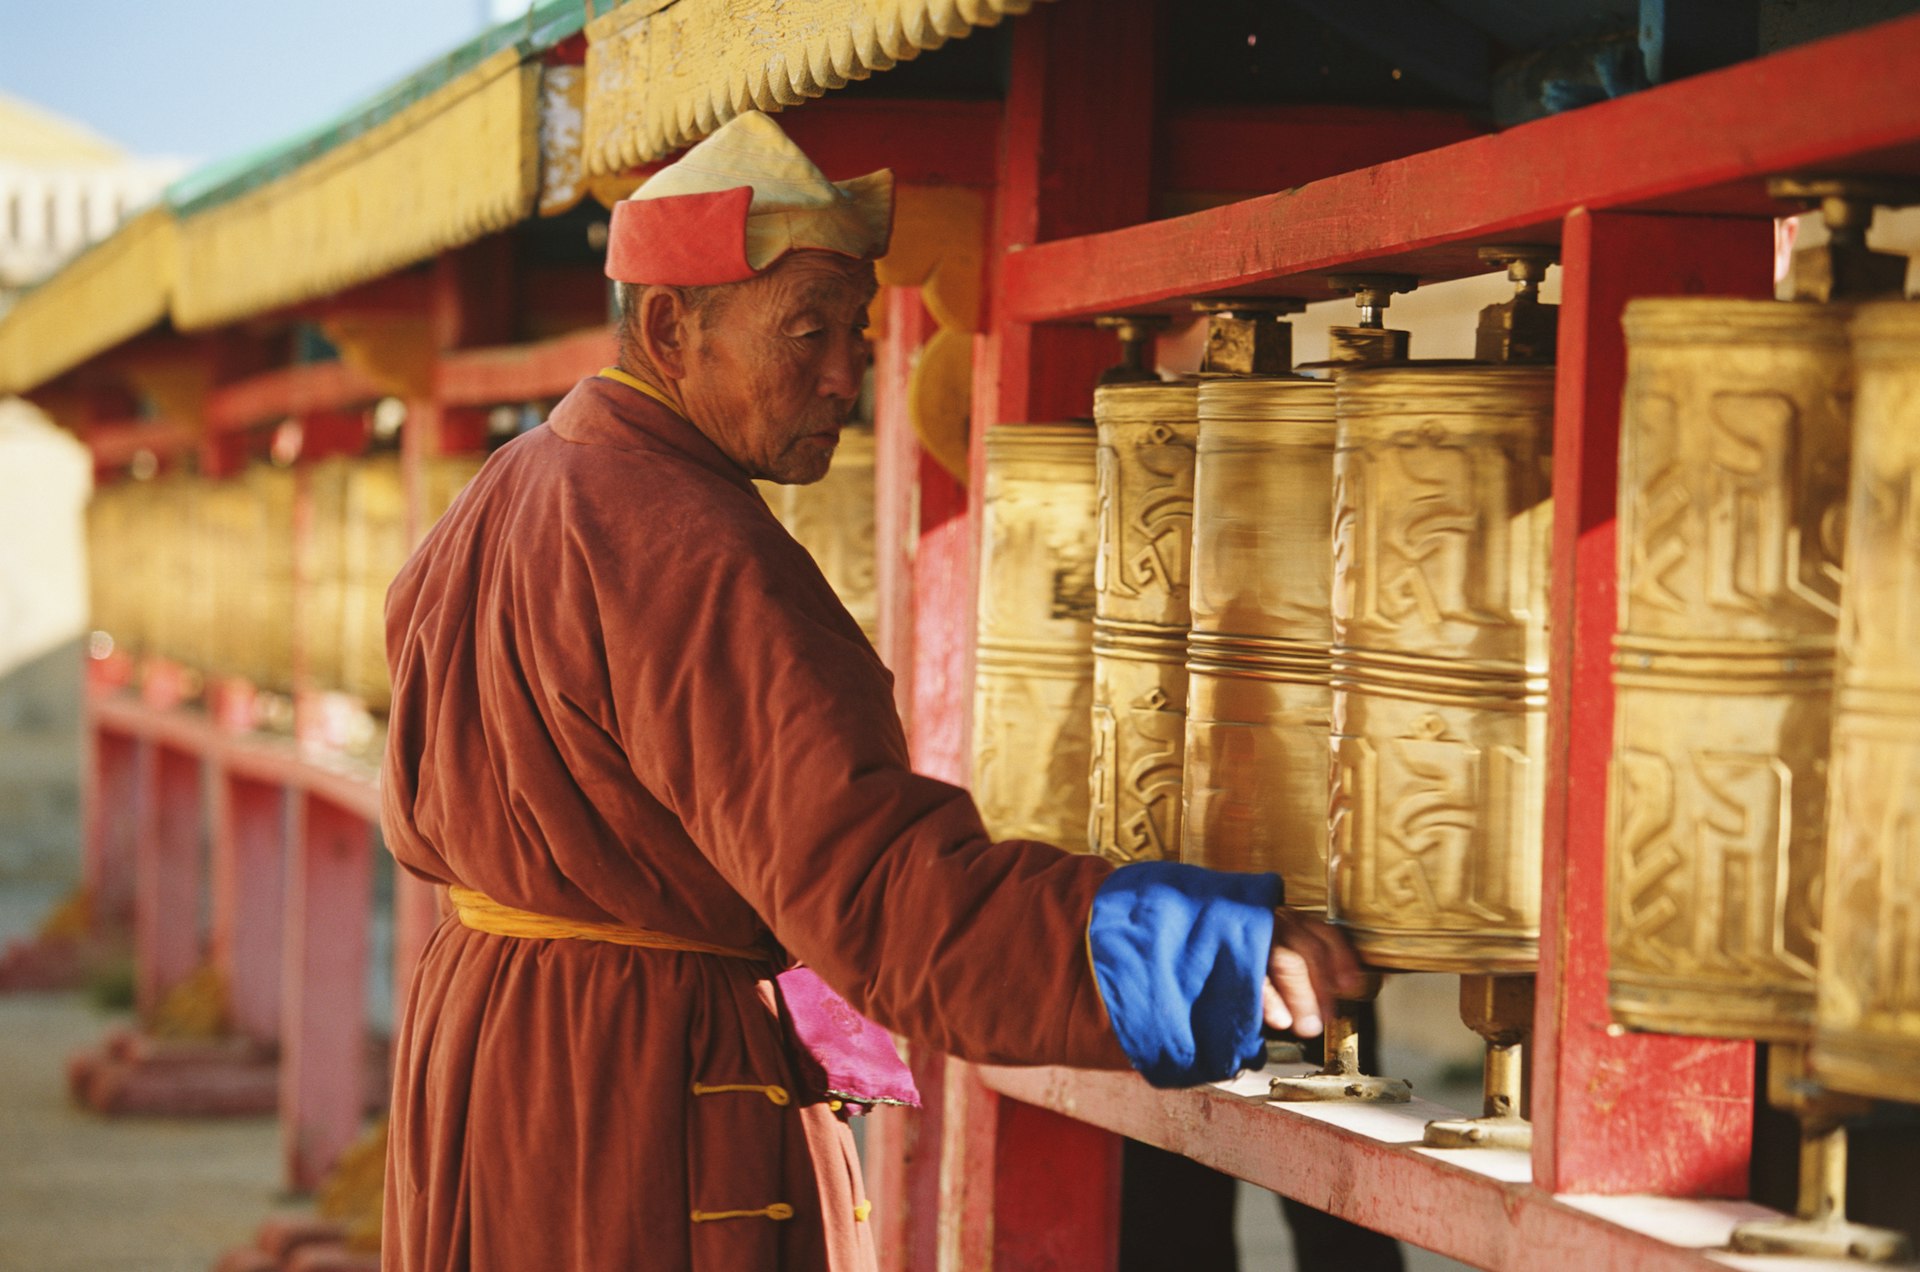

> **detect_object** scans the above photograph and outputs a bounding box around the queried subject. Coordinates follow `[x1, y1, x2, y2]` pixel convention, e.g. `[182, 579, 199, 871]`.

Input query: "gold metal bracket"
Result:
[1268, 978, 1413, 1104]
[1322, 274, 1417, 365]
[1191, 297, 1307, 376]
[1424, 974, 1534, 1151]
[1475, 245, 1559, 364]
[1769, 176, 1920, 303]
[1728, 1043, 1913, 1262]
[1094, 314, 1172, 385]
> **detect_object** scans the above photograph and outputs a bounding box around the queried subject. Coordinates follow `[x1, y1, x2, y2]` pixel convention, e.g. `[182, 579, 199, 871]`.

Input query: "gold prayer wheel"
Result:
[340, 456, 408, 711]
[1091, 381, 1198, 863]
[1607, 299, 1852, 1040]
[972, 423, 1099, 847]
[301, 458, 352, 695]
[1182, 376, 1336, 906]
[247, 466, 298, 694]
[758, 424, 878, 643]
[424, 454, 486, 525]
[1815, 301, 1920, 1104]
[1328, 365, 1553, 973]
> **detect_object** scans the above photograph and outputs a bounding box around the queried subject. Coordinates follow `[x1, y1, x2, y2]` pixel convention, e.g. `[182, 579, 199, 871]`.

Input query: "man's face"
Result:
[677, 252, 876, 485]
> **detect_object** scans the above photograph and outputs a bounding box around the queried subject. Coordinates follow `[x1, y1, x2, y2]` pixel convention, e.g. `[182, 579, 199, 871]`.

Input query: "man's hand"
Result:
[1263, 908, 1365, 1038]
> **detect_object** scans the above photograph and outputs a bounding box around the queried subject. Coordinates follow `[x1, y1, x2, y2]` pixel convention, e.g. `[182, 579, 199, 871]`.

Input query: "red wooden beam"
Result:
[976, 1064, 1788, 1272]
[83, 416, 198, 471]
[436, 325, 614, 407]
[289, 271, 433, 323]
[750, 99, 1000, 190]
[207, 361, 385, 433]
[281, 790, 374, 1192]
[1158, 104, 1486, 205]
[1533, 209, 1771, 1198]
[1002, 10, 1920, 321]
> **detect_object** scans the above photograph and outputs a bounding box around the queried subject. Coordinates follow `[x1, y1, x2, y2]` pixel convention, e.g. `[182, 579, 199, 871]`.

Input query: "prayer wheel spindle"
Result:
[1610, 179, 1916, 1261]
[972, 423, 1100, 847]
[1323, 273, 1416, 366]
[1094, 314, 1171, 386]
[1267, 275, 1422, 1107]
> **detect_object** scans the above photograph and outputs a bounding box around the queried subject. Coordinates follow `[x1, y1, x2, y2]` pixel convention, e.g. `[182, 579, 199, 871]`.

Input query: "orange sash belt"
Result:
[448, 886, 767, 962]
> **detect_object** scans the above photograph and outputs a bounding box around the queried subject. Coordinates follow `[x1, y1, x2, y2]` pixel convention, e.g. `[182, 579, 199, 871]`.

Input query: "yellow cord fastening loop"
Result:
[691, 1082, 791, 1106]
[691, 1203, 795, 1223]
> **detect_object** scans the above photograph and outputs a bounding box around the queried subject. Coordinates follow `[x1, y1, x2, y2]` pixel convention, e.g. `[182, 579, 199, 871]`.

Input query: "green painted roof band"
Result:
[166, 0, 589, 217]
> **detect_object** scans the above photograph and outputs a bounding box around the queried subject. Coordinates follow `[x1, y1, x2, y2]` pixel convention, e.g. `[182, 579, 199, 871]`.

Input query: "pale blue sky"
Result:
[0, 0, 532, 167]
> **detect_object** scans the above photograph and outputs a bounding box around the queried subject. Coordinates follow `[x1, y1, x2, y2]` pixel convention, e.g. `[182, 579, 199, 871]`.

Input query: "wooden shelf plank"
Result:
[1001, 12, 1920, 321]
[973, 1064, 1854, 1272]
[89, 691, 381, 824]
[437, 325, 613, 406]
[207, 361, 385, 433]
[83, 416, 198, 469]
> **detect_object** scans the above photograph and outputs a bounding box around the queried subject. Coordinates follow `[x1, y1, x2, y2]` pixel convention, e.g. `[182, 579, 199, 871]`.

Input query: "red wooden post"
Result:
[209, 770, 287, 1046]
[134, 740, 203, 1019]
[872, 287, 934, 727]
[85, 723, 141, 933]
[864, 284, 952, 1272]
[941, 1062, 1124, 1271]
[933, 2, 1161, 1267]
[1533, 208, 1773, 1196]
[282, 791, 373, 1192]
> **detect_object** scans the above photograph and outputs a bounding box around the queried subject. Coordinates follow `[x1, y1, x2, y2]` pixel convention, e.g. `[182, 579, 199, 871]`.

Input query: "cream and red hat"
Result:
[604, 111, 894, 286]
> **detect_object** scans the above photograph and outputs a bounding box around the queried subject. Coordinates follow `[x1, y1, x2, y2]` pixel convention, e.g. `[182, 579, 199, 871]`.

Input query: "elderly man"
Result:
[380, 111, 1359, 1271]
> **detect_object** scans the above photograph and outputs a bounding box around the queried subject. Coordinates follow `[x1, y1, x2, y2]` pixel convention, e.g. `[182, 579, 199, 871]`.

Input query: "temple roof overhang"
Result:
[0, 0, 1032, 395]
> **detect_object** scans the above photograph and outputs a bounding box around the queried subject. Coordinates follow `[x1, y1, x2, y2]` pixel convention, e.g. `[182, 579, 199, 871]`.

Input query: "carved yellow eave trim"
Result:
[0, 208, 174, 395]
[173, 48, 544, 331]
[582, 0, 1051, 172]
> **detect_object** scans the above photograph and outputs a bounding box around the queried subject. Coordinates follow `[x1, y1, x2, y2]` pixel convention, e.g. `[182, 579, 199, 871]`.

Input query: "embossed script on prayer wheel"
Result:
[973, 424, 1099, 847]
[759, 424, 878, 642]
[1608, 299, 1851, 1040]
[1091, 381, 1198, 863]
[1184, 377, 1336, 907]
[1329, 366, 1553, 972]
[1816, 302, 1920, 1101]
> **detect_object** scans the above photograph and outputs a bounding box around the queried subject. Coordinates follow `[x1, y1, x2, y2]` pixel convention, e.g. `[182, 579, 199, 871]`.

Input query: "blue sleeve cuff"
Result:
[1087, 861, 1282, 1088]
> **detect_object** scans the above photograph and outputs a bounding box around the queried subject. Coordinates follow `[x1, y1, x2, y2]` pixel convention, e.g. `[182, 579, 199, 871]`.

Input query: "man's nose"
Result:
[817, 332, 866, 401]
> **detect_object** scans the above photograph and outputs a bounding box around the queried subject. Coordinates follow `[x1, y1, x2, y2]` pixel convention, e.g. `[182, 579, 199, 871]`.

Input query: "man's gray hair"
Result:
[613, 280, 731, 369]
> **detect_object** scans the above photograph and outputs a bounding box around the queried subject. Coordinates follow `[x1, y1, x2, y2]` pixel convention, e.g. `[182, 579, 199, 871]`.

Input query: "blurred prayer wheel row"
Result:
[1183, 376, 1335, 909]
[87, 453, 485, 710]
[1090, 380, 1198, 863]
[758, 424, 878, 643]
[1328, 365, 1554, 974]
[1816, 301, 1920, 1105]
[972, 424, 1099, 846]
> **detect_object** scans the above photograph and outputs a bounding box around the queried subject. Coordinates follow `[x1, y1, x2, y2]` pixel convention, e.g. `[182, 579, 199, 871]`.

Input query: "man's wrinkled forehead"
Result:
[753, 252, 878, 314]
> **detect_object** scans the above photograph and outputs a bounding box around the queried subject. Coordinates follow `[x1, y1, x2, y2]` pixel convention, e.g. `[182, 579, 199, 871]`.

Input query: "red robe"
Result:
[380, 376, 1129, 1270]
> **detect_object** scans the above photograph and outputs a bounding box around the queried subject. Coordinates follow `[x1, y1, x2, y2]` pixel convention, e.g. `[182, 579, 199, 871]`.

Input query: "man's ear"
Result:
[636, 286, 691, 381]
